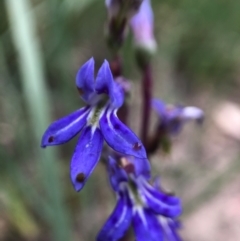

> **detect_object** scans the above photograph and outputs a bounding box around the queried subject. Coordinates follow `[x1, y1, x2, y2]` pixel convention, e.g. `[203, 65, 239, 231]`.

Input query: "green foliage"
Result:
[1, 0, 240, 240]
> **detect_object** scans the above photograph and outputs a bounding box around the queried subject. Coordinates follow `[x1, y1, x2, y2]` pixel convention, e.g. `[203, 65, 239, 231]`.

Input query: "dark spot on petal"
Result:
[114, 124, 120, 130]
[77, 87, 84, 95]
[111, 216, 118, 225]
[76, 173, 85, 183]
[133, 142, 142, 151]
[48, 136, 54, 143]
[124, 163, 135, 174]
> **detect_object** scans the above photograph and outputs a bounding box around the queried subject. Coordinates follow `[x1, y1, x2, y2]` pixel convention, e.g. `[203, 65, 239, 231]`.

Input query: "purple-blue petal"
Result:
[95, 60, 124, 108]
[97, 189, 132, 241]
[76, 57, 95, 103]
[166, 219, 183, 241]
[108, 156, 128, 192]
[41, 106, 90, 148]
[139, 181, 182, 217]
[151, 99, 167, 120]
[99, 110, 147, 159]
[70, 126, 104, 192]
[152, 177, 180, 205]
[143, 191, 182, 217]
[127, 157, 151, 179]
[132, 208, 163, 241]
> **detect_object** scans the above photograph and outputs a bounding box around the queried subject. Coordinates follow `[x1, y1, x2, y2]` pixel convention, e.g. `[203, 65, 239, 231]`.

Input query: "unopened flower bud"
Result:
[130, 0, 157, 68]
[105, 0, 144, 52]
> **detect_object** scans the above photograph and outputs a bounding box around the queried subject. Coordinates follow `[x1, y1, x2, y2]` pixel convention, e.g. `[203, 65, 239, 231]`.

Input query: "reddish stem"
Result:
[141, 64, 153, 147]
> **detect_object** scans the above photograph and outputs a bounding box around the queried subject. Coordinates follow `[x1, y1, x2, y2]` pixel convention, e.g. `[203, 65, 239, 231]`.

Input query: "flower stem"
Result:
[141, 64, 153, 147]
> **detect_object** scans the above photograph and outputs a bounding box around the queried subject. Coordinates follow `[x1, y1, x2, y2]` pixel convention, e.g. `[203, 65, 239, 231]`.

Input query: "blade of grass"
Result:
[5, 0, 72, 240]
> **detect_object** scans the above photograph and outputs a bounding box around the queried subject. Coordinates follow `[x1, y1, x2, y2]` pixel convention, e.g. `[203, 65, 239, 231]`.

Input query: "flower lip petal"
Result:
[76, 57, 95, 103]
[41, 106, 90, 148]
[100, 109, 147, 159]
[142, 178, 181, 206]
[143, 192, 182, 217]
[161, 218, 183, 241]
[70, 125, 104, 192]
[132, 207, 163, 241]
[151, 99, 167, 119]
[97, 189, 132, 241]
[95, 60, 124, 108]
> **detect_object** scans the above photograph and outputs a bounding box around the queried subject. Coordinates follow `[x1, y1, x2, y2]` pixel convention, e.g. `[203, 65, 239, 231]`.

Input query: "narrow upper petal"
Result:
[108, 156, 128, 192]
[70, 126, 104, 192]
[95, 60, 124, 108]
[76, 58, 95, 103]
[41, 106, 90, 147]
[99, 109, 147, 159]
[97, 189, 132, 241]
[132, 208, 163, 241]
[151, 99, 167, 119]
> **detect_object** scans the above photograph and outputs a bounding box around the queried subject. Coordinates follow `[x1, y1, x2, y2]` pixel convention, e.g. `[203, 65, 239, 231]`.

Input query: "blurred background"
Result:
[0, 0, 240, 240]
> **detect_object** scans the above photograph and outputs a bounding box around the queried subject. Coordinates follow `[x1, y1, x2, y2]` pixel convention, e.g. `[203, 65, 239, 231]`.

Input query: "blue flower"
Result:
[130, 0, 157, 52]
[97, 156, 182, 241]
[41, 58, 146, 192]
[152, 99, 204, 136]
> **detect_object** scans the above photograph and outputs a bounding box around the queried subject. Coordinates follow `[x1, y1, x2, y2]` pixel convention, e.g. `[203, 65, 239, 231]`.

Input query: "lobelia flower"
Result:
[150, 99, 204, 153]
[97, 156, 182, 241]
[130, 0, 157, 54]
[152, 99, 204, 136]
[41, 58, 147, 192]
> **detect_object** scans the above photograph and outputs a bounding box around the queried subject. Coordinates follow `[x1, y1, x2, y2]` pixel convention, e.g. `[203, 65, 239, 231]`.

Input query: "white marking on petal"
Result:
[114, 194, 129, 228]
[134, 206, 148, 227]
[138, 176, 168, 209]
[57, 107, 91, 135]
[159, 217, 175, 241]
[87, 107, 96, 124]
[182, 106, 204, 120]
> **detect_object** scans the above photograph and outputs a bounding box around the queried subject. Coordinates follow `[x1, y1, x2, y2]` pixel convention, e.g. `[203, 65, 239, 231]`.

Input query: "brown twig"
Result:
[141, 64, 153, 147]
